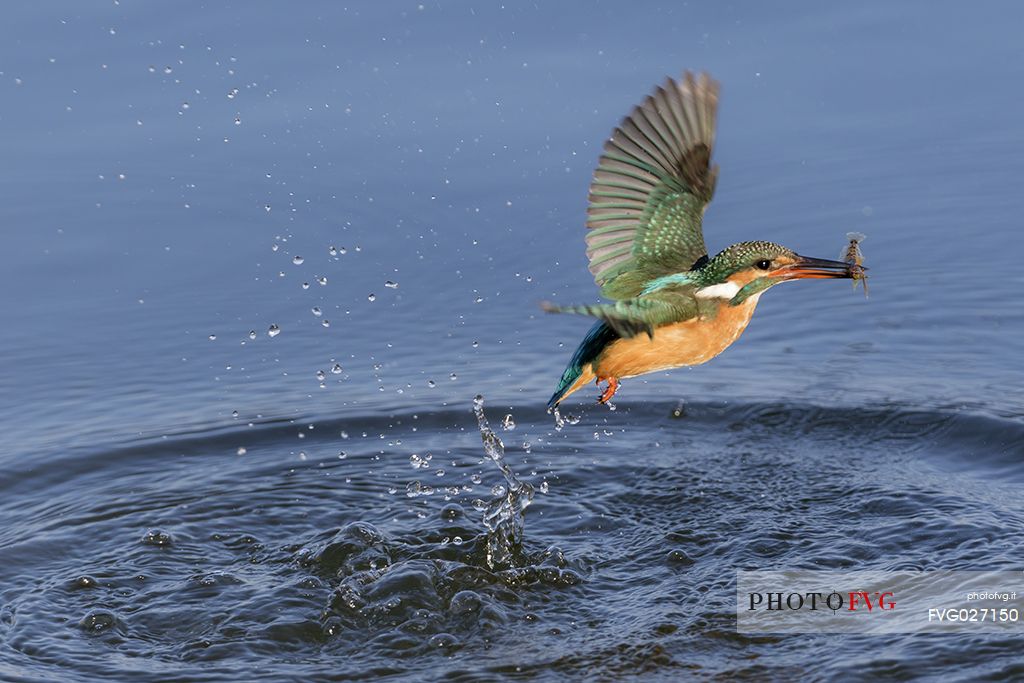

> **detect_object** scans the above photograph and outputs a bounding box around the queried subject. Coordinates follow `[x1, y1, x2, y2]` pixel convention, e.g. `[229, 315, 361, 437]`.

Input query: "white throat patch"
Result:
[695, 281, 741, 300]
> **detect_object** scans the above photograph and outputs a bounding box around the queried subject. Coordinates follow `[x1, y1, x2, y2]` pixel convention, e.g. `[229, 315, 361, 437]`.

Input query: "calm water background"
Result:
[2, 2, 1023, 681]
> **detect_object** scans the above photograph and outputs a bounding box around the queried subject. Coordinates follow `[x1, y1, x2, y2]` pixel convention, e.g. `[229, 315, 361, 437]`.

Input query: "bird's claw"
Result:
[597, 377, 620, 404]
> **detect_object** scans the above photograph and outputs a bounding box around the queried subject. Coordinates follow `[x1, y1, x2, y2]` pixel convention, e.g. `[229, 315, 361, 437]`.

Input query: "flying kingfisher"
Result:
[544, 71, 862, 409]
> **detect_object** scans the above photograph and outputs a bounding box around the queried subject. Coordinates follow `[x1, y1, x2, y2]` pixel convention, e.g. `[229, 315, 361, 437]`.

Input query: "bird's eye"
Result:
[755, 259, 772, 270]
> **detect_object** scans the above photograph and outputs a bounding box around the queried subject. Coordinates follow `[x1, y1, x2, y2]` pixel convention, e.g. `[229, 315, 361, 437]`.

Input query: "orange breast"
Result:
[593, 298, 759, 380]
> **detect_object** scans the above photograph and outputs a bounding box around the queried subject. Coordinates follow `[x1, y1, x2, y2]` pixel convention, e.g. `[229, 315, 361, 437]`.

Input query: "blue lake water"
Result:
[2, 2, 1024, 680]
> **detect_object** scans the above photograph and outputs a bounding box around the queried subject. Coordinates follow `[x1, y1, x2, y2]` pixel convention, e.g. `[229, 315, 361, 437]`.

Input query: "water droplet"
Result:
[501, 414, 515, 430]
[491, 483, 507, 497]
[208, 334, 217, 341]
[540, 481, 549, 494]
[264, 204, 272, 212]
[551, 405, 580, 431]
[227, 88, 238, 99]
[248, 330, 257, 340]
[311, 306, 322, 316]
[470, 473, 482, 484]
[315, 369, 325, 381]
[472, 340, 479, 348]
[367, 293, 376, 302]
[337, 451, 347, 459]
[163, 66, 173, 74]
[449, 373, 457, 381]
[316, 275, 328, 286]
[233, 115, 241, 126]
[474, 297, 483, 304]
[141, 529, 173, 547]
[331, 364, 342, 374]
[80, 610, 119, 634]
[231, 410, 239, 418]
[410, 454, 423, 468]
[73, 575, 98, 589]
[148, 65, 156, 73]
[181, 101, 190, 110]
[338, 246, 348, 255]
[406, 481, 422, 498]
[384, 280, 398, 289]
[328, 245, 338, 256]
[427, 380, 436, 388]
[321, 319, 331, 328]
[301, 282, 310, 290]
[292, 255, 304, 265]
[267, 324, 281, 337]
[236, 447, 247, 455]
[271, 243, 279, 252]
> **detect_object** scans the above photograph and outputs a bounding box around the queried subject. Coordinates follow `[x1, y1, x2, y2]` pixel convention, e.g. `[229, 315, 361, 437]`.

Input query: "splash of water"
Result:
[550, 404, 581, 431]
[472, 395, 534, 570]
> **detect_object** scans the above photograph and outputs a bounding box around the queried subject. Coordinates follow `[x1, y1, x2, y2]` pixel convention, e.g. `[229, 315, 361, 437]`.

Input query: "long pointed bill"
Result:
[770, 254, 862, 281]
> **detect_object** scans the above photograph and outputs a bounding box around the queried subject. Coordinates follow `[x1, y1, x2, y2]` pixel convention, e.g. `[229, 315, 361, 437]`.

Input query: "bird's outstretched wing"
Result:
[585, 72, 719, 300]
[541, 288, 698, 340]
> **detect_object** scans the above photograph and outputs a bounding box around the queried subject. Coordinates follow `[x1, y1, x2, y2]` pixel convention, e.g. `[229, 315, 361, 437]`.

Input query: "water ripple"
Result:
[1, 400, 1022, 680]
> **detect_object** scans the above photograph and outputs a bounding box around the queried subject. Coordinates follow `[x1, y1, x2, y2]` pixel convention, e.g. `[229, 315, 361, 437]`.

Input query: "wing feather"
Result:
[653, 82, 688, 153]
[585, 71, 719, 299]
[542, 288, 699, 339]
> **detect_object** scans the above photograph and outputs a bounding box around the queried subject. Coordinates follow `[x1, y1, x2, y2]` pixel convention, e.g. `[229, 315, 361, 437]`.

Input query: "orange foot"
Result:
[597, 377, 620, 404]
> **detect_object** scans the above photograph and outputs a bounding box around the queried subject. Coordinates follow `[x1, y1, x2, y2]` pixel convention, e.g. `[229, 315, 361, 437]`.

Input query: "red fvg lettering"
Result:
[847, 591, 895, 611]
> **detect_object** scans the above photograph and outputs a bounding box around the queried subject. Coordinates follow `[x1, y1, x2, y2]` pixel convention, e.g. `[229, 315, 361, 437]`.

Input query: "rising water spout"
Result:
[472, 395, 534, 570]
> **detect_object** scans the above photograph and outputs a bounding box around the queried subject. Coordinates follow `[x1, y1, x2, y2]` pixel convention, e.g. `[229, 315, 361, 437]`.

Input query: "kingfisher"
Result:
[544, 71, 862, 409]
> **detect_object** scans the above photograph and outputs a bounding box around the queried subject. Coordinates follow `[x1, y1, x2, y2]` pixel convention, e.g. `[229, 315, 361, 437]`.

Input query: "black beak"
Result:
[770, 254, 863, 280]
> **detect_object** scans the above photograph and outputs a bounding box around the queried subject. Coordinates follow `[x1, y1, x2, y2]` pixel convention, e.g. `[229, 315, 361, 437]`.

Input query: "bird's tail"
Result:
[547, 362, 595, 411]
[546, 320, 618, 410]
